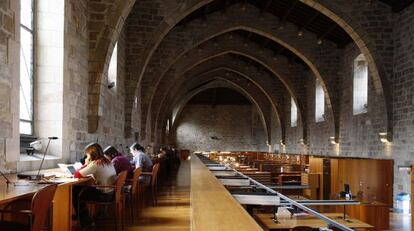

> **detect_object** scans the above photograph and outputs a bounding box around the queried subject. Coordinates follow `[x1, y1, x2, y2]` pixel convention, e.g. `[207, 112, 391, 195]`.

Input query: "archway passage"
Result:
[171, 87, 269, 152]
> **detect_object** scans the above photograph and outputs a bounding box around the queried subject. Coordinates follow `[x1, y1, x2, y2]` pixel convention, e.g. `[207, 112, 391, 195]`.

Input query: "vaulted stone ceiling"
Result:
[88, 0, 398, 146]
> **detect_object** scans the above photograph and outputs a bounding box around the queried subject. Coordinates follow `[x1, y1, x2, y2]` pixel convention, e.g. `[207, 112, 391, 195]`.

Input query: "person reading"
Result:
[130, 143, 153, 184]
[103, 146, 133, 177]
[72, 143, 117, 228]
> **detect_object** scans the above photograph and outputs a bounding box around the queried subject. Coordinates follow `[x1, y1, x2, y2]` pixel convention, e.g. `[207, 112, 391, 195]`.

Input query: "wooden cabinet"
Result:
[345, 202, 390, 230]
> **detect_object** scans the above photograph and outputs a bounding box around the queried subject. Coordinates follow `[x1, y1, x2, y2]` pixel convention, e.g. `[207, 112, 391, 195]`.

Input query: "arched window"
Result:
[166, 119, 170, 135]
[315, 79, 325, 122]
[20, 0, 35, 135]
[20, 0, 65, 157]
[291, 97, 297, 127]
[108, 43, 118, 89]
[353, 54, 368, 115]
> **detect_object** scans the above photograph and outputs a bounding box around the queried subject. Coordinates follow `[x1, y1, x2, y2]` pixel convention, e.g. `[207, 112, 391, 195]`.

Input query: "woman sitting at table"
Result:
[130, 143, 153, 184]
[72, 143, 117, 228]
[103, 146, 133, 177]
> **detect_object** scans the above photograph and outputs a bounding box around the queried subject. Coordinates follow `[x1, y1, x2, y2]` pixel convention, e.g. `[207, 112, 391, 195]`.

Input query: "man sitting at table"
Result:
[72, 143, 117, 228]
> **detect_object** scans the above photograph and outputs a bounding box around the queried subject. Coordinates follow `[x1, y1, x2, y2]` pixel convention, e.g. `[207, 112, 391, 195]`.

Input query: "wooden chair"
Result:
[124, 167, 142, 223]
[142, 163, 160, 206]
[80, 171, 128, 231]
[0, 184, 58, 231]
[291, 226, 314, 231]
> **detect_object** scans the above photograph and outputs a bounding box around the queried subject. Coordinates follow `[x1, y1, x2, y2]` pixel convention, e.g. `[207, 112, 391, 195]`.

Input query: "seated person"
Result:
[72, 143, 117, 228]
[130, 143, 153, 184]
[103, 146, 133, 177]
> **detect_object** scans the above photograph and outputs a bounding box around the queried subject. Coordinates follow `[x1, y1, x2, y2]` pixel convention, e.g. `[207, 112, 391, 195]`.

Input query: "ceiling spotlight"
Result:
[297, 30, 303, 37]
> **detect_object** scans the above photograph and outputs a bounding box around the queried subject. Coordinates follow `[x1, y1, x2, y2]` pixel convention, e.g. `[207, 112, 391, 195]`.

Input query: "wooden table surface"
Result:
[191, 153, 263, 231]
[0, 168, 92, 231]
[256, 213, 374, 230]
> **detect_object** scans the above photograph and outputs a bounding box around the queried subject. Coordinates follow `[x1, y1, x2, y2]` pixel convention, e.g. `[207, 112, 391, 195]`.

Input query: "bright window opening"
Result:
[20, 0, 34, 135]
[315, 79, 325, 122]
[291, 97, 297, 127]
[353, 54, 368, 115]
[108, 43, 117, 89]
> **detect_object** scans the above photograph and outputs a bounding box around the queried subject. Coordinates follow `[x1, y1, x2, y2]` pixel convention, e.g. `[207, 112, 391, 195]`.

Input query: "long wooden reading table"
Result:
[191, 153, 263, 231]
[0, 168, 92, 231]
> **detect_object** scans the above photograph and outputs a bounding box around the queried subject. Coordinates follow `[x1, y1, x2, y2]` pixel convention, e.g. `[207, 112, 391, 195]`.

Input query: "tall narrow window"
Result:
[108, 42, 117, 89]
[353, 54, 368, 115]
[20, 0, 34, 135]
[166, 119, 170, 135]
[291, 97, 297, 127]
[315, 79, 325, 122]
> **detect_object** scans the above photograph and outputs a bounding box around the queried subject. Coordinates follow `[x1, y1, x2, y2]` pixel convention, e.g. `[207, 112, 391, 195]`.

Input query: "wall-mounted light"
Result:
[107, 81, 115, 89]
[298, 139, 305, 145]
[280, 139, 285, 146]
[297, 30, 303, 37]
[379, 132, 391, 143]
[398, 165, 411, 171]
[317, 38, 323, 45]
[329, 136, 339, 145]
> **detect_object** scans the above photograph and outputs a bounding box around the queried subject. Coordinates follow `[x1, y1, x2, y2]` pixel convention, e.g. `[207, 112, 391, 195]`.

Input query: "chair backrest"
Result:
[115, 171, 128, 203]
[291, 226, 314, 231]
[151, 163, 160, 187]
[131, 167, 142, 194]
[31, 184, 58, 231]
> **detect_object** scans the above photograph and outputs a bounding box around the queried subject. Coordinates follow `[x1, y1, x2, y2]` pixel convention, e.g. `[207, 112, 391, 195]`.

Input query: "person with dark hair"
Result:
[168, 144, 181, 170]
[103, 146, 133, 176]
[72, 143, 117, 228]
[130, 142, 153, 183]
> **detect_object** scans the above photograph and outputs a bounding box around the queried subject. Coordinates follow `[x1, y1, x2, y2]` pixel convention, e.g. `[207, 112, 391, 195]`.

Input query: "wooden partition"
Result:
[309, 156, 393, 230]
[309, 156, 393, 205]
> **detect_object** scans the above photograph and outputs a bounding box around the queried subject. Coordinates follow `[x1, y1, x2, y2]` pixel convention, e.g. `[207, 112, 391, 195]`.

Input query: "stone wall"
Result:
[172, 104, 267, 152]
[0, 0, 19, 172]
[391, 3, 414, 198]
[0, 0, 130, 172]
[65, 0, 129, 161]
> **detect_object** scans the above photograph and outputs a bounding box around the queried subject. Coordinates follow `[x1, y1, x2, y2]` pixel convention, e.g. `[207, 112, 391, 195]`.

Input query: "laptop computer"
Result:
[58, 164, 77, 176]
